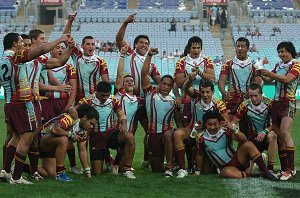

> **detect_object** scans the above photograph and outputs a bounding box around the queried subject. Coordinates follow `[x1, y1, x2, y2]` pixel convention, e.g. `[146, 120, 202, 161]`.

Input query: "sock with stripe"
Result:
[12, 152, 26, 180]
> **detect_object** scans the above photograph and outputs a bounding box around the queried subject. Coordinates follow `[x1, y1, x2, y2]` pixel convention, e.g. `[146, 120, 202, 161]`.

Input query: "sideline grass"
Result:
[0, 100, 299, 197]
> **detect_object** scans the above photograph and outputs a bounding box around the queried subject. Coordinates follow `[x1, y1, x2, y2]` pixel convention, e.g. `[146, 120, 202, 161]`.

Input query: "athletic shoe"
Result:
[264, 170, 278, 181]
[187, 167, 195, 175]
[177, 169, 188, 178]
[141, 160, 150, 168]
[71, 166, 83, 174]
[275, 170, 284, 179]
[32, 172, 43, 181]
[56, 172, 73, 182]
[0, 170, 11, 182]
[123, 171, 136, 179]
[112, 166, 119, 175]
[279, 170, 296, 181]
[164, 170, 173, 178]
[10, 176, 33, 184]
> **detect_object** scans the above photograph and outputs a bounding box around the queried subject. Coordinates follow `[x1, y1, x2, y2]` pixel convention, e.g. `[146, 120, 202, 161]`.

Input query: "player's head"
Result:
[133, 35, 150, 56]
[3, 32, 23, 51]
[123, 74, 135, 92]
[202, 110, 222, 135]
[277, 41, 297, 63]
[20, 34, 31, 50]
[248, 82, 263, 106]
[81, 35, 95, 56]
[199, 80, 214, 103]
[187, 36, 202, 59]
[158, 75, 174, 96]
[50, 43, 63, 58]
[77, 104, 99, 131]
[235, 37, 249, 60]
[29, 29, 46, 47]
[96, 81, 111, 103]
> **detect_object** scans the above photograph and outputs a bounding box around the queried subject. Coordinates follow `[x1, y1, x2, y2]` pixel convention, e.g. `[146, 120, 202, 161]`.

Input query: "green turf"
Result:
[0, 100, 299, 198]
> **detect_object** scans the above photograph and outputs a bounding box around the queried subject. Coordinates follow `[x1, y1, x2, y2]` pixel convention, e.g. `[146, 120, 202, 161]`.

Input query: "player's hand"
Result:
[256, 133, 266, 142]
[194, 122, 203, 131]
[221, 90, 230, 102]
[32, 89, 40, 101]
[72, 133, 79, 142]
[221, 120, 234, 130]
[148, 48, 159, 56]
[58, 84, 72, 92]
[189, 71, 197, 81]
[259, 69, 271, 77]
[124, 13, 137, 24]
[59, 34, 69, 43]
[120, 124, 127, 135]
[63, 104, 72, 113]
[120, 45, 128, 56]
[68, 12, 77, 22]
[175, 96, 182, 107]
[68, 107, 78, 120]
[67, 36, 75, 48]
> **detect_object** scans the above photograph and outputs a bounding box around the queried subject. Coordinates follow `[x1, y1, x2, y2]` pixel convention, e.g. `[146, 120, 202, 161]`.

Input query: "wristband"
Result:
[195, 169, 201, 176]
[233, 126, 239, 134]
[120, 55, 125, 59]
[261, 129, 269, 135]
[68, 131, 74, 138]
[198, 71, 203, 76]
[147, 53, 153, 57]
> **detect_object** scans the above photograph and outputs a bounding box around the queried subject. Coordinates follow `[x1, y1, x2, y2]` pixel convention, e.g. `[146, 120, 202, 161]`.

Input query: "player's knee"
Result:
[267, 132, 277, 143]
[125, 133, 135, 146]
[58, 136, 68, 146]
[242, 141, 255, 149]
[163, 131, 172, 142]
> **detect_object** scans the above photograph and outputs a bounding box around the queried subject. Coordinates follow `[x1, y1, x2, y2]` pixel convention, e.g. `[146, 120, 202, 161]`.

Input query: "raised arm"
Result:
[115, 46, 127, 90]
[182, 71, 197, 98]
[116, 13, 136, 50]
[141, 48, 158, 89]
[45, 36, 75, 68]
[27, 34, 69, 61]
[63, 13, 77, 34]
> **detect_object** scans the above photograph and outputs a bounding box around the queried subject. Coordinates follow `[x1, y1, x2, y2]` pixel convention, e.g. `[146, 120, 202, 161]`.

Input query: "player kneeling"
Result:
[38, 104, 98, 181]
[195, 110, 277, 180]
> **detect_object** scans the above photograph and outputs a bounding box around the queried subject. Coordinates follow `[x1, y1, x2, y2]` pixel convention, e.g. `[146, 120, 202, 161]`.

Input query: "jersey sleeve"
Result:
[98, 57, 108, 75]
[205, 57, 214, 70]
[175, 58, 185, 74]
[12, 50, 29, 64]
[214, 97, 228, 114]
[271, 63, 279, 73]
[57, 114, 74, 131]
[66, 63, 77, 79]
[234, 101, 248, 120]
[127, 46, 134, 55]
[112, 95, 122, 111]
[289, 62, 300, 77]
[78, 97, 92, 106]
[37, 55, 49, 66]
[150, 63, 160, 77]
[220, 60, 231, 75]
[195, 133, 205, 152]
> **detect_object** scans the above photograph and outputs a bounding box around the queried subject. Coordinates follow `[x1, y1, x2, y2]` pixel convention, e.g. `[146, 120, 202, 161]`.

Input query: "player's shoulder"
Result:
[262, 96, 273, 104]
[95, 55, 106, 62]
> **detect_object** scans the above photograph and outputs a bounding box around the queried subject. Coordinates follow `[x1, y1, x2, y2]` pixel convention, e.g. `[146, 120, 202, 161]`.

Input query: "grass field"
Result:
[0, 100, 299, 198]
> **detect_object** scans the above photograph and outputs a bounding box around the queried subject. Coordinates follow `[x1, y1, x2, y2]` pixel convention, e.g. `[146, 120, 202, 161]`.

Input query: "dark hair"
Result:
[28, 29, 45, 41]
[133, 35, 150, 49]
[248, 82, 262, 94]
[277, 41, 297, 58]
[77, 104, 99, 121]
[187, 36, 202, 51]
[160, 75, 174, 84]
[200, 80, 214, 91]
[236, 37, 250, 48]
[97, 81, 112, 93]
[82, 36, 94, 45]
[202, 110, 222, 128]
[3, 32, 19, 50]
[20, 34, 30, 40]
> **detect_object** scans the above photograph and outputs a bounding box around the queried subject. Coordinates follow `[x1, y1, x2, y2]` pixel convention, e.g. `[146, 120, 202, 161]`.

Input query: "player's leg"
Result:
[39, 158, 56, 177]
[90, 149, 105, 175]
[266, 131, 277, 171]
[2, 123, 13, 169]
[173, 128, 190, 177]
[148, 134, 164, 173]
[221, 166, 248, 178]
[137, 106, 150, 166]
[67, 141, 79, 174]
[163, 130, 173, 171]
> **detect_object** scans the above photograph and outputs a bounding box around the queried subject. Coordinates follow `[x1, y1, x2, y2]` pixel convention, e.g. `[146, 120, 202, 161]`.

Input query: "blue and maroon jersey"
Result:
[123, 46, 160, 98]
[271, 59, 300, 102]
[71, 47, 108, 101]
[0, 50, 33, 103]
[145, 85, 177, 134]
[79, 94, 121, 133]
[196, 128, 236, 169]
[220, 57, 257, 102]
[115, 87, 139, 133]
[45, 63, 77, 99]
